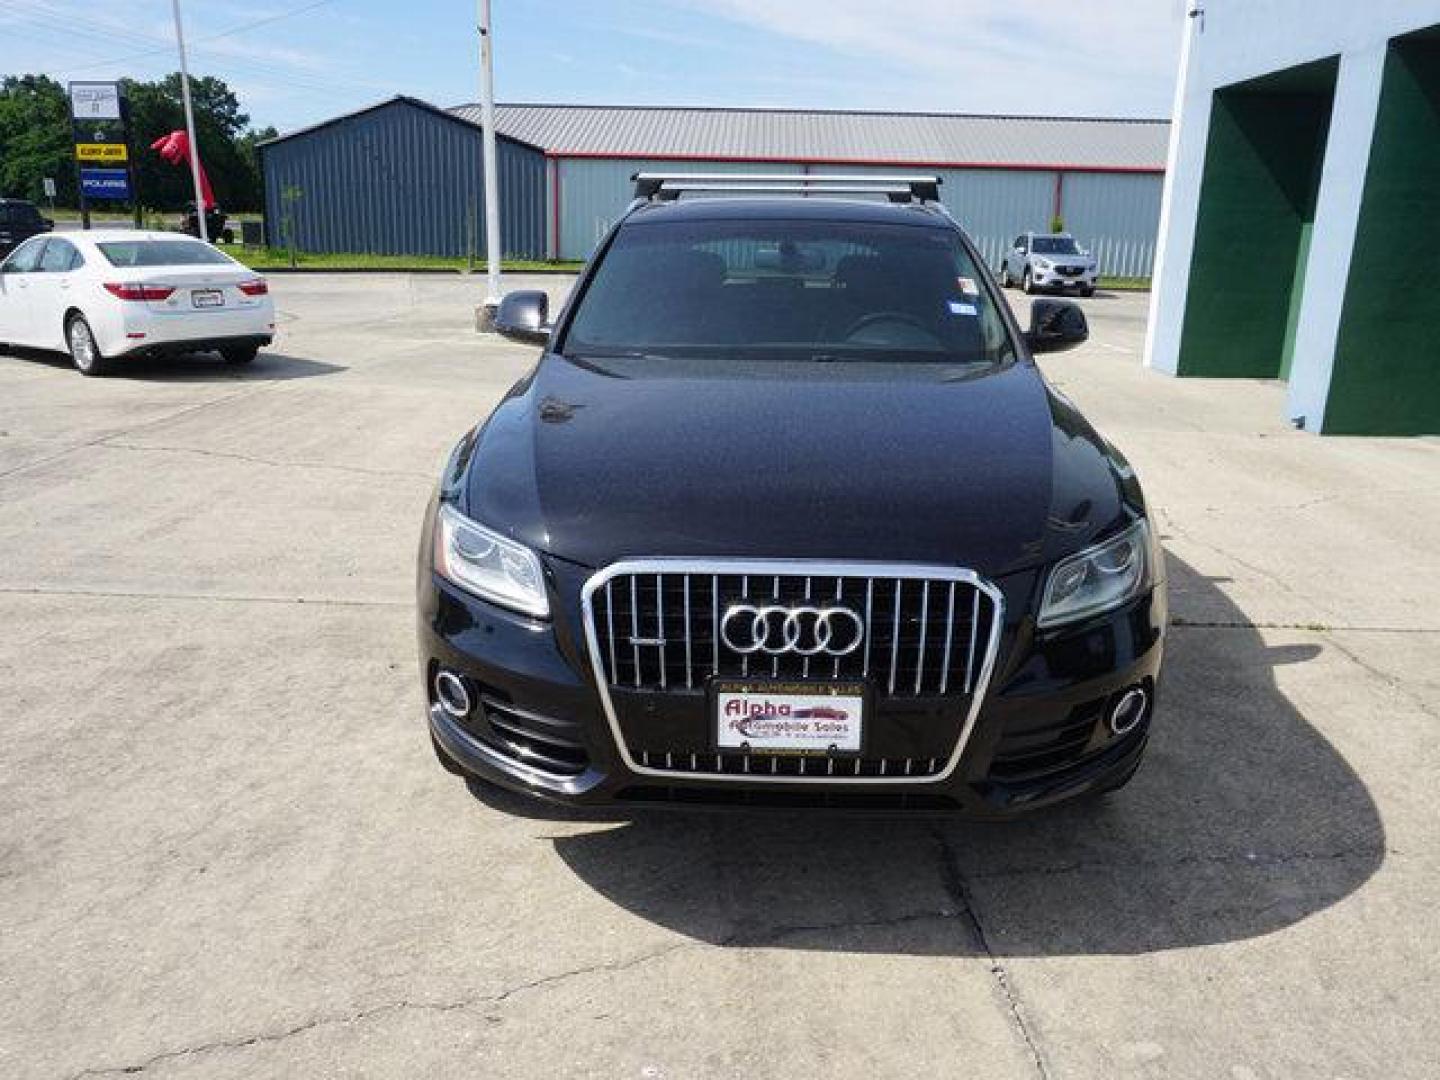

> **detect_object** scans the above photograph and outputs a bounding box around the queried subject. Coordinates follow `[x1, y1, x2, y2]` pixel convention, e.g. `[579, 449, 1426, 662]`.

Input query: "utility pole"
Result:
[477, 0, 503, 329]
[171, 0, 208, 242]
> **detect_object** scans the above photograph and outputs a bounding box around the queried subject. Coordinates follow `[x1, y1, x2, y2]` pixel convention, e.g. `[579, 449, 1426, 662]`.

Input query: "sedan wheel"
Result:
[221, 344, 258, 365]
[67, 315, 109, 377]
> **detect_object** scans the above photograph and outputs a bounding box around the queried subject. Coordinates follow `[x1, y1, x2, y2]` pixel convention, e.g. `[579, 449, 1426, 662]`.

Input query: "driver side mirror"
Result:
[1025, 299, 1088, 354]
[494, 289, 551, 345]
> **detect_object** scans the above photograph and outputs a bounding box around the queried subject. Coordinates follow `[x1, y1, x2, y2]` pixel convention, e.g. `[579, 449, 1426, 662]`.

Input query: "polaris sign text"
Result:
[79, 168, 131, 200]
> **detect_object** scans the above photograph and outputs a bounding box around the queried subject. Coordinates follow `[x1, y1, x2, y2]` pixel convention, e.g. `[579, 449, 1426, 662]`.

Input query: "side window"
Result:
[39, 239, 77, 273]
[67, 244, 85, 271]
[3, 238, 46, 273]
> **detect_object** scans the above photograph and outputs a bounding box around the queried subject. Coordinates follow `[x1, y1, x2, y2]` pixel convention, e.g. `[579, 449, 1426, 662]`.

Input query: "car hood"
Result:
[461, 353, 1133, 578]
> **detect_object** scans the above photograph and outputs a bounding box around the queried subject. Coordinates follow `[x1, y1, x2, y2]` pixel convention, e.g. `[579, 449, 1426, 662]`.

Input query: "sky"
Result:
[1, 0, 1189, 134]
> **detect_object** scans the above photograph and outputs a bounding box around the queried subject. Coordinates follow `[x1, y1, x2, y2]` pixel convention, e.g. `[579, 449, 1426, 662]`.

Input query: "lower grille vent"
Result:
[636, 750, 945, 779]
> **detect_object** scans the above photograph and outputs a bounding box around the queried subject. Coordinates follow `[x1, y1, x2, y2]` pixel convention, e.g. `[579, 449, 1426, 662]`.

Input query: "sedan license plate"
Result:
[713, 679, 865, 756]
[191, 289, 224, 308]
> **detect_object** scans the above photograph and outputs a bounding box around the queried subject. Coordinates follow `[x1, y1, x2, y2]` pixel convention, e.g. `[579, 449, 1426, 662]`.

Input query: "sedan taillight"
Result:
[103, 283, 175, 301]
[237, 279, 268, 296]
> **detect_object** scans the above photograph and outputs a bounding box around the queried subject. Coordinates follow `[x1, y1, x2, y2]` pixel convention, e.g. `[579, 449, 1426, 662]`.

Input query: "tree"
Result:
[123, 74, 264, 212]
[0, 75, 73, 204]
[0, 73, 269, 211]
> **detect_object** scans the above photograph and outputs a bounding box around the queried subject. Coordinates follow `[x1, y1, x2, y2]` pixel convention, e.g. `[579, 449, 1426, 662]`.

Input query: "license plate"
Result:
[191, 289, 224, 308]
[713, 679, 866, 755]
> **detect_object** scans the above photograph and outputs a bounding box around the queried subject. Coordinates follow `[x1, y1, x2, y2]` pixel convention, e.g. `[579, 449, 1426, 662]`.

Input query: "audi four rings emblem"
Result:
[720, 603, 865, 656]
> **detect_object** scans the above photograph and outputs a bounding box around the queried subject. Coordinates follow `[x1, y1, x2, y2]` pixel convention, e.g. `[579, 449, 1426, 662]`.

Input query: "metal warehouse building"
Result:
[262, 98, 1168, 276]
[259, 98, 548, 260]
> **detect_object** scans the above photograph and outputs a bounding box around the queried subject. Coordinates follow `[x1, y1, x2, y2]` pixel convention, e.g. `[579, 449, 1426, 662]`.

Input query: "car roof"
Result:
[66, 229, 204, 244]
[624, 196, 953, 228]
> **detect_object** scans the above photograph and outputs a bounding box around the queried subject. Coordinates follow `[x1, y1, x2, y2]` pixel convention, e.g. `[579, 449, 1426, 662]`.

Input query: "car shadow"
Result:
[467, 553, 1385, 957]
[109, 350, 345, 383]
[4, 348, 344, 383]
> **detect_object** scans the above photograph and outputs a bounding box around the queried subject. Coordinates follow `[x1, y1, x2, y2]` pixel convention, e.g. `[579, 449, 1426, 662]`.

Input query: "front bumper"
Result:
[418, 546, 1166, 817]
[1030, 267, 1097, 291]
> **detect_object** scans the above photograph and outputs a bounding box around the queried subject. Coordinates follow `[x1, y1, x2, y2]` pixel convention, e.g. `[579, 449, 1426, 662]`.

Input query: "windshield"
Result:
[1, 204, 43, 227]
[97, 240, 233, 268]
[562, 218, 1014, 367]
[1031, 236, 1082, 256]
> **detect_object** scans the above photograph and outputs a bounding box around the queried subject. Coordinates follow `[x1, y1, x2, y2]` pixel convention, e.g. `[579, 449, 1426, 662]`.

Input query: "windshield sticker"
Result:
[957, 276, 979, 296]
[947, 300, 978, 316]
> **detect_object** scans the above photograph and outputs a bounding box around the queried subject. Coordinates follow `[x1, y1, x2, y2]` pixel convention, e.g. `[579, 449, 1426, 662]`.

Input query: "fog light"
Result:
[1109, 686, 1148, 736]
[434, 669, 472, 718]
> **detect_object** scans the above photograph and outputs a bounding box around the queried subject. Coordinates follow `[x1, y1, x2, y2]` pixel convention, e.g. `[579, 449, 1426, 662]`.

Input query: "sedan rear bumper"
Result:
[111, 332, 272, 359]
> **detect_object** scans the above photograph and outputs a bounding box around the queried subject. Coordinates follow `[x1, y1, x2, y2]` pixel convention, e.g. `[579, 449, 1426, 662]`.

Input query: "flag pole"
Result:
[171, 0, 209, 242]
[477, 0, 503, 327]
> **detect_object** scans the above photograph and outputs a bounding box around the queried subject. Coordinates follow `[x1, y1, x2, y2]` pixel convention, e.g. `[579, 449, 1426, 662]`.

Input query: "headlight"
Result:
[434, 503, 549, 617]
[1035, 258, 1052, 270]
[1037, 520, 1153, 629]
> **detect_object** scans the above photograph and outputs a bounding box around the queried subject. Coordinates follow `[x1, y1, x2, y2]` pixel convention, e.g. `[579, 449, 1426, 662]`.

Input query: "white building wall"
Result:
[1145, 0, 1439, 426]
[1284, 49, 1389, 430]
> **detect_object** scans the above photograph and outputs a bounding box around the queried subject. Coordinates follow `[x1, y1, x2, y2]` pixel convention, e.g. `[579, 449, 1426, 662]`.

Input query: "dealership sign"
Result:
[80, 168, 131, 200]
[69, 82, 122, 121]
[75, 142, 129, 163]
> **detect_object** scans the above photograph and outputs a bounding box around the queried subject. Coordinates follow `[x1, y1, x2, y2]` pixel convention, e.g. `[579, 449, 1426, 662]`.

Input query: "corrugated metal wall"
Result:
[1061, 171, 1164, 278]
[261, 100, 546, 259]
[552, 157, 1161, 275]
[939, 168, 1058, 270]
[553, 158, 796, 258]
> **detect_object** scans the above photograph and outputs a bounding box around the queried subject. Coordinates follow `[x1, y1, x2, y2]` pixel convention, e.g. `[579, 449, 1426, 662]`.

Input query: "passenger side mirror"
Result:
[494, 289, 551, 345]
[1025, 299, 1088, 354]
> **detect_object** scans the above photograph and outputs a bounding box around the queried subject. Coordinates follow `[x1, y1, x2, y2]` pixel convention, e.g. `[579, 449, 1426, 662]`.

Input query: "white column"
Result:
[1284, 44, 1388, 432]
[1144, 7, 1207, 375]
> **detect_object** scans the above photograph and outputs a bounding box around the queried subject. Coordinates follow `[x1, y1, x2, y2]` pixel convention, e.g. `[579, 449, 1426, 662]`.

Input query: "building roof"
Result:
[448, 102, 1169, 171]
[258, 96, 544, 153]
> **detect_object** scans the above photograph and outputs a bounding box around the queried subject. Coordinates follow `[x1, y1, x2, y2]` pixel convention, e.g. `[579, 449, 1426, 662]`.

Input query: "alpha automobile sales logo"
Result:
[723, 698, 851, 738]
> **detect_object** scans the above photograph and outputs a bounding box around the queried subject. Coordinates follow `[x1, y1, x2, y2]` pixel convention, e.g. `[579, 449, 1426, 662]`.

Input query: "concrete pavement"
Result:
[0, 276, 1436, 1078]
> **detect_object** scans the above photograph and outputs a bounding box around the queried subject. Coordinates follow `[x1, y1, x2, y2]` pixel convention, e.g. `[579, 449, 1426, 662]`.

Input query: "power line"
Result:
[54, 0, 336, 75]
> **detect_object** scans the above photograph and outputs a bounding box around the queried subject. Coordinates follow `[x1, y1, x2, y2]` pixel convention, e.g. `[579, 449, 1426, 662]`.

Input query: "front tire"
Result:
[221, 344, 258, 365]
[1022, 267, 1036, 295]
[66, 315, 109, 376]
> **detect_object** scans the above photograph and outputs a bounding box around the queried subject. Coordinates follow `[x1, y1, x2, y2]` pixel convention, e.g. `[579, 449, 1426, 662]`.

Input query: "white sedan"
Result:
[0, 229, 275, 376]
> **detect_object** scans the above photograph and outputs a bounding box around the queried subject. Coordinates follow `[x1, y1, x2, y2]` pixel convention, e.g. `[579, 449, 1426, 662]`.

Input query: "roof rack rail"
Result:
[632, 172, 942, 204]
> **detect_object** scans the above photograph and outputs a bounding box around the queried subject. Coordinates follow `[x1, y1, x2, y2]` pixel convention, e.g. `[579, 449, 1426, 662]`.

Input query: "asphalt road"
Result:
[1, 276, 1437, 1078]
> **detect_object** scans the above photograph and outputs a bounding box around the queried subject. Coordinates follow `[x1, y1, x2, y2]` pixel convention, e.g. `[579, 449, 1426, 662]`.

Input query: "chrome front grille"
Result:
[591, 569, 997, 698]
[580, 560, 1006, 786]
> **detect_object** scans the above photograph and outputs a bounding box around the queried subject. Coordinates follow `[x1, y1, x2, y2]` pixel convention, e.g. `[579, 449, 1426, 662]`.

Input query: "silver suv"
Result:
[999, 232, 1097, 297]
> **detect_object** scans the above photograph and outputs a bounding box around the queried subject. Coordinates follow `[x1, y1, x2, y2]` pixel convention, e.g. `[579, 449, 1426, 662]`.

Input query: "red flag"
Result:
[150, 129, 216, 209]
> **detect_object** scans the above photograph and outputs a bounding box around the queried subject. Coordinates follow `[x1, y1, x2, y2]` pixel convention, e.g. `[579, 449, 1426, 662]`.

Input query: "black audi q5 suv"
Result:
[418, 173, 1166, 816]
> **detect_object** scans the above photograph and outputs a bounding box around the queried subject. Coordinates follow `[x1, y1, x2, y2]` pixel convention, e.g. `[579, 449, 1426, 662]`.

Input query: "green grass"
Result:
[223, 246, 584, 273]
[47, 209, 265, 234]
[47, 208, 143, 223]
[1098, 276, 1152, 291]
